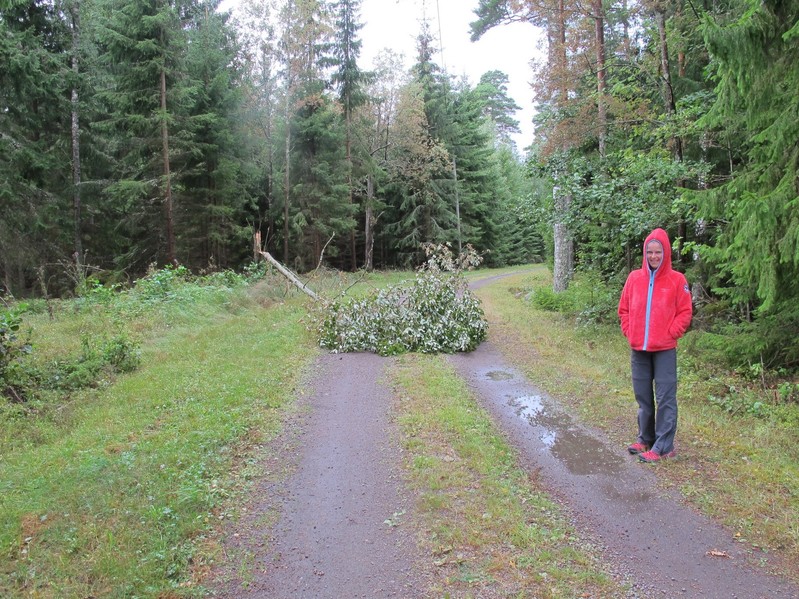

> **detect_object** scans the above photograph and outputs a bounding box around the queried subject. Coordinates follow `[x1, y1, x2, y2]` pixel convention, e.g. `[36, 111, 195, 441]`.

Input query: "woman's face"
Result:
[646, 241, 664, 270]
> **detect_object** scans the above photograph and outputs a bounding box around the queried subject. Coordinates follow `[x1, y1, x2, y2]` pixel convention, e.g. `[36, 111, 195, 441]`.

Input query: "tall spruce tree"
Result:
[179, 3, 252, 269]
[95, 0, 181, 269]
[383, 21, 456, 265]
[697, 0, 799, 314]
[275, 0, 354, 270]
[330, 0, 371, 269]
[0, 0, 74, 295]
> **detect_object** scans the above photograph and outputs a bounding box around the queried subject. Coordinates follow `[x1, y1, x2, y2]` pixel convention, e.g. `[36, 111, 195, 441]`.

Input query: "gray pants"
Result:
[631, 348, 678, 455]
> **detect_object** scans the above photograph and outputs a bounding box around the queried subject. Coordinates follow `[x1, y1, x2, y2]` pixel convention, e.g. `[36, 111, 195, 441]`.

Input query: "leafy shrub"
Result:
[100, 333, 141, 373]
[687, 299, 799, 370]
[530, 286, 576, 313]
[132, 264, 191, 302]
[39, 334, 141, 392]
[528, 273, 619, 324]
[317, 244, 488, 356]
[198, 269, 248, 289]
[77, 277, 122, 303]
[243, 260, 268, 282]
[708, 390, 772, 419]
[1, 304, 32, 400]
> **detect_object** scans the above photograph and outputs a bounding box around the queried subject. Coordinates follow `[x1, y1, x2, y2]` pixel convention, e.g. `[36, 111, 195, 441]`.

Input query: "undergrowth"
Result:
[0, 261, 318, 597]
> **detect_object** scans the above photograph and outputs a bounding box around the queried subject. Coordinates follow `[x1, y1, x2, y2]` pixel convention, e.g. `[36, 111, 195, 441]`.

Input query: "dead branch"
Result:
[258, 250, 318, 301]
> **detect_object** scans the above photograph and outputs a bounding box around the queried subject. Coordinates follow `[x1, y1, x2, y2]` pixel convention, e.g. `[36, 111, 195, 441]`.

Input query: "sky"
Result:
[358, 0, 543, 149]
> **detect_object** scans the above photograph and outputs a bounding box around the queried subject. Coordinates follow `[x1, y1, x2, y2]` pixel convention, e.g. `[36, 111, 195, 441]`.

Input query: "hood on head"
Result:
[642, 228, 672, 272]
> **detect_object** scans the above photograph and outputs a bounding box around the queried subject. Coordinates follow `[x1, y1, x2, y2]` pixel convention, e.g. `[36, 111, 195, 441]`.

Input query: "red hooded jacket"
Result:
[618, 228, 693, 351]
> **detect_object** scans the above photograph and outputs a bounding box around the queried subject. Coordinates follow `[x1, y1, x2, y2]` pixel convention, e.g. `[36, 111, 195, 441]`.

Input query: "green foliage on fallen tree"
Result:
[317, 244, 488, 356]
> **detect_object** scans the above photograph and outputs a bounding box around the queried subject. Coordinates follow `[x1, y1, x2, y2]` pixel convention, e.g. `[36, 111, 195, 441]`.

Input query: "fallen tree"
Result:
[258, 250, 318, 301]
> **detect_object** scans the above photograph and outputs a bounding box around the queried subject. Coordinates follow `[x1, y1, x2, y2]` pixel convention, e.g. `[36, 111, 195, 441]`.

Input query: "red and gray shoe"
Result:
[627, 442, 650, 455]
[638, 449, 677, 463]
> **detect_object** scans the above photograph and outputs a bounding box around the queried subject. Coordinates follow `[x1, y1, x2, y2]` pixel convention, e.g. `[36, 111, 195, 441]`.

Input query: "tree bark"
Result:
[259, 250, 318, 300]
[656, 6, 687, 261]
[656, 7, 682, 162]
[364, 173, 375, 271]
[160, 65, 176, 265]
[552, 0, 573, 292]
[593, 0, 607, 158]
[69, 0, 83, 269]
[553, 185, 573, 293]
[345, 96, 357, 271]
[283, 94, 291, 265]
[452, 156, 462, 254]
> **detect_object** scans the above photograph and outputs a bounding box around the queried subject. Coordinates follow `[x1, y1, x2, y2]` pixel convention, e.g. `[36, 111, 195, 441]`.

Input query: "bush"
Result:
[1, 303, 32, 401]
[528, 272, 620, 325]
[317, 244, 488, 356]
[132, 264, 191, 302]
[530, 286, 576, 313]
[22, 333, 142, 394]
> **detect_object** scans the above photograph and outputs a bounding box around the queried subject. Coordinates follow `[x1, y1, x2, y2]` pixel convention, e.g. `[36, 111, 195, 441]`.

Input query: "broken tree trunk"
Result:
[258, 250, 318, 301]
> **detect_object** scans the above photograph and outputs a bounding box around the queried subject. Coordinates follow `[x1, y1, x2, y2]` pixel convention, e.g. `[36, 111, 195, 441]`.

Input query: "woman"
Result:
[618, 228, 693, 463]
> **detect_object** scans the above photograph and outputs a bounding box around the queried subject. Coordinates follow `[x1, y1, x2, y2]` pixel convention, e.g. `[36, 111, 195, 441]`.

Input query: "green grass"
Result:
[0, 286, 318, 598]
[475, 266, 799, 581]
[391, 353, 626, 598]
[4, 263, 797, 596]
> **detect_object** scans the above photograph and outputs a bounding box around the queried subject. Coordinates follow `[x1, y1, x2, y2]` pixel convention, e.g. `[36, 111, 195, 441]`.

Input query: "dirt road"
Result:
[209, 351, 425, 598]
[449, 341, 797, 598]
[209, 273, 798, 598]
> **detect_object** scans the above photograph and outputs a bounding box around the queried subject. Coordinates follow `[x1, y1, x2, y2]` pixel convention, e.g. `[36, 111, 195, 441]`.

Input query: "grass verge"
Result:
[475, 266, 799, 582]
[0, 289, 317, 598]
[390, 353, 626, 598]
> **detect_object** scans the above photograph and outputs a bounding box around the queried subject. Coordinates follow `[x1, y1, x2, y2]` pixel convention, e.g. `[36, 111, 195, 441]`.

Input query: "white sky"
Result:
[359, 0, 543, 149]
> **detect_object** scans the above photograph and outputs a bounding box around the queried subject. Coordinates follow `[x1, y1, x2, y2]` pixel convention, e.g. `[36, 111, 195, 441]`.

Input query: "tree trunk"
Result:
[345, 98, 357, 271]
[656, 6, 687, 262]
[259, 250, 318, 300]
[452, 156, 462, 254]
[160, 65, 176, 265]
[552, 0, 573, 292]
[364, 173, 375, 271]
[656, 8, 682, 162]
[593, 0, 607, 158]
[284, 91, 291, 265]
[69, 1, 83, 269]
[553, 185, 573, 292]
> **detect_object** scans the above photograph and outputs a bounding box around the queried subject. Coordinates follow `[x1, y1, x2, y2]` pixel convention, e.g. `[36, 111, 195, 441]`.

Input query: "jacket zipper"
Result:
[643, 269, 656, 350]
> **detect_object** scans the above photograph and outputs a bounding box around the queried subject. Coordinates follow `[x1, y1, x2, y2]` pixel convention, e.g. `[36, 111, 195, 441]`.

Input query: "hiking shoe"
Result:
[638, 449, 677, 463]
[627, 442, 650, 455]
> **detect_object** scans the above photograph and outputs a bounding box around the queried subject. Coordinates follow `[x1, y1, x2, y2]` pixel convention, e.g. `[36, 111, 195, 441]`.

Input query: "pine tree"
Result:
[472, 70, 521, 147]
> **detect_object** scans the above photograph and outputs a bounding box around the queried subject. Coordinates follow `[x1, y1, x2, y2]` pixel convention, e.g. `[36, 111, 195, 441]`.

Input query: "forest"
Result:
[1, 0, 798, 370]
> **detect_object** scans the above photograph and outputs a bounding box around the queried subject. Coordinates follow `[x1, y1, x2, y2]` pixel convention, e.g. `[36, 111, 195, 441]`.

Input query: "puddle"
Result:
[601, 481, 653, 503]
[507, 395, 543, 419]
[486, 370, 514, 381]
[507, 394, 624, 476]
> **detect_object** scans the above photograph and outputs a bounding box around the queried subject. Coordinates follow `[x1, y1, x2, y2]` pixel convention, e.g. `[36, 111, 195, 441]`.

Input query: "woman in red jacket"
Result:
[618, 228, 693, 463]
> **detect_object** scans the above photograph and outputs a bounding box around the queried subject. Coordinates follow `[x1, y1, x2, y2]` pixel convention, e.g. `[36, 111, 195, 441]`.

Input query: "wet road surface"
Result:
[450, 340, 799, 598]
